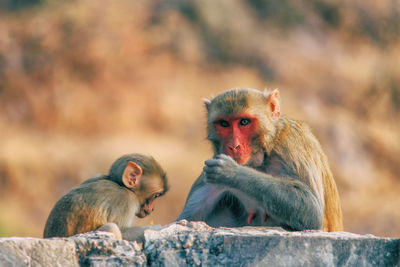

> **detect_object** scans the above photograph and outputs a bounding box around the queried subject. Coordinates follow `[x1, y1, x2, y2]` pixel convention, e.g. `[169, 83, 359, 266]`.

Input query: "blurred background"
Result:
[0, 0, 399, 238]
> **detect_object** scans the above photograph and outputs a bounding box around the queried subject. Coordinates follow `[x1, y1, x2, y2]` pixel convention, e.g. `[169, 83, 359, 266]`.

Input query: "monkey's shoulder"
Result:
[271, 117, 331, 186]
[276, 117, 312, 136]
[274, 117, 323, 154]
[261, 151, 295, 178]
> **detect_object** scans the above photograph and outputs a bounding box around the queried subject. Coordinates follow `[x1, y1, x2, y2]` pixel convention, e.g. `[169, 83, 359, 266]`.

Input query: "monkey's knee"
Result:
[97, 222, 122, 240]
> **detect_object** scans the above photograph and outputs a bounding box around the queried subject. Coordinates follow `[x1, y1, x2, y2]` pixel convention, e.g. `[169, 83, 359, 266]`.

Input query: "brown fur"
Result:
[43, 154, 168, 238]
[204, 88, 343, 231]
[273, 117, 343, 231]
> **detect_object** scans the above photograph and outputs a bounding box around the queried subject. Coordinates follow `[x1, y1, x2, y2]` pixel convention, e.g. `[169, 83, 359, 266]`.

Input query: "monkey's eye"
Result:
[239, 118, 251, 126]
[218, 120, 230, 128]
[148, 194, 162, 203]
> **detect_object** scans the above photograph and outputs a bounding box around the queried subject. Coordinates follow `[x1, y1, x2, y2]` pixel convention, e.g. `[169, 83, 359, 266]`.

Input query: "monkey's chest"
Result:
[205, 190, 270, 228]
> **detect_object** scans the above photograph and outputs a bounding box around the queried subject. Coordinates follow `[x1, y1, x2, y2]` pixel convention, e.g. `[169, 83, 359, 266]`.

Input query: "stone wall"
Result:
[0, 221, 399, 266]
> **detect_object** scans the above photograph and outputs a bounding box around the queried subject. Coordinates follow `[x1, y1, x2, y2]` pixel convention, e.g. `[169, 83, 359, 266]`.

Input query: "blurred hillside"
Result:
[0, 0, 399, 237]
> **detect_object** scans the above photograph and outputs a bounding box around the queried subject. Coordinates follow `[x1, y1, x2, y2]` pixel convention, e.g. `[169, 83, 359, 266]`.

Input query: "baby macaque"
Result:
[43, 153, 169, 240]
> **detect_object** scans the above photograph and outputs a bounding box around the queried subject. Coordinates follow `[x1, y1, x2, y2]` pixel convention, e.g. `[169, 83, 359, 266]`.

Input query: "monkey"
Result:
[178, 88, 343, 232]
[43, 153, 169, 239]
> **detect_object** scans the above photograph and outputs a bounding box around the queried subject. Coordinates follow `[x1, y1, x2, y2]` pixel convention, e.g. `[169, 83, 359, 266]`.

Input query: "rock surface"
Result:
[0, 221, 399, 266]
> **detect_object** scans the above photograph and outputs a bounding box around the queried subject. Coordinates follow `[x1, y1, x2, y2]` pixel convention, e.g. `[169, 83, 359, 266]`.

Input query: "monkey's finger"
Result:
[204, 166, 220, 174]
[205, 159, 223, 166]
[203, 166, 208, 173]
[216, 154, 231, 160]
[216, 154, 235, 163]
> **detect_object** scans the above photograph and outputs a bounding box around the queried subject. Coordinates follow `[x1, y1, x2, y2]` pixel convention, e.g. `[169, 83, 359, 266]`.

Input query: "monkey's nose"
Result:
[228, 145, 241, 151]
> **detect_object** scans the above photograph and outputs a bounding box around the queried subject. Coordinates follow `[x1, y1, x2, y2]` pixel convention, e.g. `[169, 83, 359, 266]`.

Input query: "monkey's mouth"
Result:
[136, 209, 149, 218]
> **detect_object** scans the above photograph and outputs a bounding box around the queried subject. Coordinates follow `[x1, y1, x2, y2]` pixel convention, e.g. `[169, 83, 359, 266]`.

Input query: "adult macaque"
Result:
[44, 154, 169, 239]
[178, 88, 342, 231]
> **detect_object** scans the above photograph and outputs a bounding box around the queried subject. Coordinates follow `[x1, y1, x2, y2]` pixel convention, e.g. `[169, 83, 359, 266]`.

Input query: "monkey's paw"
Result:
[203, 154, 239, 183]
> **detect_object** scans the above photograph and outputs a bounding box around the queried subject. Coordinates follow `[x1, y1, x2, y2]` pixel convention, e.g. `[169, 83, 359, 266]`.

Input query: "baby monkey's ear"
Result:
[122, 161, 143, 189]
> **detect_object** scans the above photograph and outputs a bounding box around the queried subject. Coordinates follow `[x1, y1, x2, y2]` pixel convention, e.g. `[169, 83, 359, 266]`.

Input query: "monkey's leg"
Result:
[97, 222, 122, 240]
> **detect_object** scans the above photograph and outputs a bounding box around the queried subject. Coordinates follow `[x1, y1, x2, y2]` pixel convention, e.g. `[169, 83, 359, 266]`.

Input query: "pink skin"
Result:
[214, 114, 268, 225]
[247, 211, 268, 224]
[213, 113, 258, 165]
[248, 211, 255, 225]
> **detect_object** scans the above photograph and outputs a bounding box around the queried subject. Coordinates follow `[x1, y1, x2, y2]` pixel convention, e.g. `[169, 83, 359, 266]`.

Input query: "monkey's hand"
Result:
[204, 154, 241, 184]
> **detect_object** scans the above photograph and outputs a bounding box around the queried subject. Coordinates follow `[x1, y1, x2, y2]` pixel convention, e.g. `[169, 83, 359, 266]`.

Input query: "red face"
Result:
[213, 113, 258, 165]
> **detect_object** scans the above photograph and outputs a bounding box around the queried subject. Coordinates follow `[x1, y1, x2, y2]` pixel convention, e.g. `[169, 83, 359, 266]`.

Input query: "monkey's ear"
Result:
[203, 98, 211, 112]
[122, 161, 143, 189]
[266, 89, 281, 120]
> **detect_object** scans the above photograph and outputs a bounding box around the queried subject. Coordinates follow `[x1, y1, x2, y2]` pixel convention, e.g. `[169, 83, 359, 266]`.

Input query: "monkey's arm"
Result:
[204, 154, 323, 231]
[177, 174, 222, 221]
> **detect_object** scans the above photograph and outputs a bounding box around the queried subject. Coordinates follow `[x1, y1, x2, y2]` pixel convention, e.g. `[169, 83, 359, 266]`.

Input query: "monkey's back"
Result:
[273, 117, 343, 231]
[43, 176, 138, 238]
